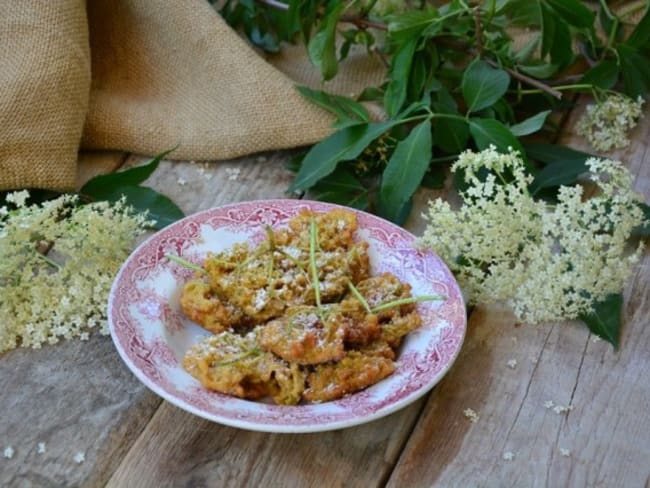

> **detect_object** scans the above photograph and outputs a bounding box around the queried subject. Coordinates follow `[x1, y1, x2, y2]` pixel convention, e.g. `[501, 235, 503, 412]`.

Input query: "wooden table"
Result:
[1, 101, 649, 487]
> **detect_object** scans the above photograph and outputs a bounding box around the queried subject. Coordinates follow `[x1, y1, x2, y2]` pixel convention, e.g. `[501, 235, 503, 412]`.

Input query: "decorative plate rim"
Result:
[108, 199, 466, 433]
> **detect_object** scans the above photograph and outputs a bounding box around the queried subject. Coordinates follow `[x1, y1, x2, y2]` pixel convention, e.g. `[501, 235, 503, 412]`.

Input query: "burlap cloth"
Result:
[0, 0, 385, 192]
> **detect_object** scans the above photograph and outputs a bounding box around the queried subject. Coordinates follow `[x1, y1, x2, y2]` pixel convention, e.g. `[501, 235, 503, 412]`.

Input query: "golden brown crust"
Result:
[302, 351, 396, 403]
[380, 311, 422, 348]
[179, 209, 424, 405]
[257, 306, 346, 365]
[179, 279, 245, 333]
[183, 330, 305, 404]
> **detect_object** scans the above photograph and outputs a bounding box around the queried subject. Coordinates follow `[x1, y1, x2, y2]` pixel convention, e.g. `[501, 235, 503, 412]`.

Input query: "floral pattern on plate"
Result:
[108, 199, 466, 433]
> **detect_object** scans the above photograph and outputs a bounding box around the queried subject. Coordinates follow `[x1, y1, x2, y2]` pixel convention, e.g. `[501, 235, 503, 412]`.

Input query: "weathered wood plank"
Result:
[0, 334, 161, 488]
[386, 102, 650, 486]
[121, 151, 299, 215]
[107, 400, 423, 488]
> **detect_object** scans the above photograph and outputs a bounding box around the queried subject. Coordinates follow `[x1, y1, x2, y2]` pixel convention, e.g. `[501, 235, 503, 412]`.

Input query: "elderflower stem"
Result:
[165, 253, 204, 273]
[517, 83, 596, 96]
[347, 281, 372, 313]
[35, 251, 61, 270]
[371, 295, 444, 313]
[309, 219, 322, 309]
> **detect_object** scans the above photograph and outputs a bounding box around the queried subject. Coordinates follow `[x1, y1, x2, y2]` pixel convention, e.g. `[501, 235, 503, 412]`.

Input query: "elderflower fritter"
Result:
[576, 94, 644, 152]
[418, 148, 645, 325]
[0, 193, 152, 352]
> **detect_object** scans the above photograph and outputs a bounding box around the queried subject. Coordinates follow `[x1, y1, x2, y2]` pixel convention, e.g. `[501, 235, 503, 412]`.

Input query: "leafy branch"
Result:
[219, 0, 650, 225]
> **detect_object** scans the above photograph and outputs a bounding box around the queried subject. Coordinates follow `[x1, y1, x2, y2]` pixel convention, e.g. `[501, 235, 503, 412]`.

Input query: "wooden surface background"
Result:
[1, 100, 649, 487]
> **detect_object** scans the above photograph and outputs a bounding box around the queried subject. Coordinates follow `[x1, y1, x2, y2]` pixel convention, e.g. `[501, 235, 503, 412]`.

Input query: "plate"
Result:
[108, 199, 466, 433]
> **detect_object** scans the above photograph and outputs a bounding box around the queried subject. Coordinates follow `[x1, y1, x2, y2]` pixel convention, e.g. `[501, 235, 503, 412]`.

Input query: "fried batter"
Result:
[275, 208, 358, 251]
[380, 311, 422, 348]
[302, 351, 396, 403]
[336, 297, 381, 346]
[353, 273, 415, 320]
[179, 209, 428, 405]
[258, 306, 346, 365]
[179, 279, 245, 333]
[198, 211, 370, 326]
[183, 330, 305, 404]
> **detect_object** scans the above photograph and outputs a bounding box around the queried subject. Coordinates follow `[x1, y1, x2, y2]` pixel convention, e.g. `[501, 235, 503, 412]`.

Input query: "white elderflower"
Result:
[577, 94, 644, 152]
[225, 167, 241, 181]
[553, 404, 573, 414]
[37, 442, 46, 454]
[0, 193, 152, 352]
[73, 451, 85, 464]
[3, 446, 14, 459]
[463, 408, 480, 423]
[418, 148, 645, 325]
[5, 190, 30, 207]
[502, 451, 515, 461]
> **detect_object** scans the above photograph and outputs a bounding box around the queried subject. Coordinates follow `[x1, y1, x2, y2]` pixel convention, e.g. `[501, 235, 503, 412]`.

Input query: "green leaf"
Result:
[461, 59, 510, 114]
[307, 4, 343, 81]
[80, 148, 175, 198]
[469, 118, 523, 154]
[387, 7, 440, 41]
[421, 165, 446, 189]
[580, 60, 620, 89]
[289, 120, 402, 191]
[434, 117, 469, 154]
[433, 102, 469, 154]
[249, 25, 280, 53]
[296, 85, 370, 124]
[509, 110, 551, 136]
[518, 62, 559, 79]
[624, 5, 650, 49]
[524, 142, 594, 166]
[543, 0, 595, 29]
[358, 86, 384, 102]
[501, 0, 541, 26]
[308, 168, 369, 210]
[540, 4, 573, 67]
[617, 44, 650, 97]
[579, 293, 623, 348]
[378, 119, 432, 223]
[384, 38, 418, 118]
[525, 142, 594, 194]
[89, 185, 184, 230]
[529, 159, 587, 194]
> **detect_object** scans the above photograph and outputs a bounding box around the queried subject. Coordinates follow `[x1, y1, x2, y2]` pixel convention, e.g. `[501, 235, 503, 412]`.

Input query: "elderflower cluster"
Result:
[418, 146, 645, 324]
[576, 94, 644, 152]
[0, 193, 152, 352]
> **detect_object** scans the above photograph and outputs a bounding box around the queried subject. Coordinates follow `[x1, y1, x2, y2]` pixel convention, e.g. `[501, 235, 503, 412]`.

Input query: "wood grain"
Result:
[386, 103, 650, 487]
[0, 334, 161, 488]
[107, 400, 423, 488]
[121, 151, 299, 216]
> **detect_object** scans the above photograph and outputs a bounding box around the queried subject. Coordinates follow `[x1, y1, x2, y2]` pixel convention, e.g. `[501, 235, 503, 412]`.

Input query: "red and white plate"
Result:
[108, 200, 466, 433]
